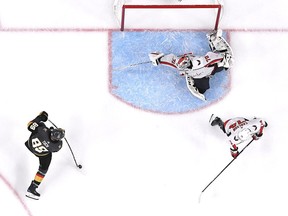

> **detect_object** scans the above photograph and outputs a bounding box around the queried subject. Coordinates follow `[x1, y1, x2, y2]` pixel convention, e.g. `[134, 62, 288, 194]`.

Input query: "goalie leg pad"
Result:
[185, 76, 206, 101]
[207, 31, 234, 69]
[207, 30, 233, 55]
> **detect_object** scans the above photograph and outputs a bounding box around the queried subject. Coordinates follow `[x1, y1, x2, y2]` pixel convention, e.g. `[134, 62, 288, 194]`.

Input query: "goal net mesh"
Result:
[113, 0, 223, 31]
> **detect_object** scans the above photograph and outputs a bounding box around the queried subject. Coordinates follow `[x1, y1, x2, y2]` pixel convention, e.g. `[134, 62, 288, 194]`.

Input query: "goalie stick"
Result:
[198, 138, 254, 203]
[113, 61, 152, 71]
[113, 52, 200, 72]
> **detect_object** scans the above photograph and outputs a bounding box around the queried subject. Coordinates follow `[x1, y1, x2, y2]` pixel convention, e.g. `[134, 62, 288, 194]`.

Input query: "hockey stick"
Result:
[113, 61, 151, 71]
[48, 119, 82, 169]
[198, 138, 254, 202]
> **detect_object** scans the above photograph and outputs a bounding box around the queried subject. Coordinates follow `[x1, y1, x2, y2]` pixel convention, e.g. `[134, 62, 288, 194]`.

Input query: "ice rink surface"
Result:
[111, 30, 230, 113]
[0, 0, 288, 216]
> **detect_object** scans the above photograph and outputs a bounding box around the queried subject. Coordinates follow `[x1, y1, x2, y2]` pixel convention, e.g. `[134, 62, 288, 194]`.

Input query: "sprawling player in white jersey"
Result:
[209, 114, 268, 158]
[149, 30, 233, 101]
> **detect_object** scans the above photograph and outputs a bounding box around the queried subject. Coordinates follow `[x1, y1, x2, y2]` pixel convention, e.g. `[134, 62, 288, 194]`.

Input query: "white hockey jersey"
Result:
[148, 30, 234, 101]
[224, 117, 267, 149]
[155, 52, 225, 78]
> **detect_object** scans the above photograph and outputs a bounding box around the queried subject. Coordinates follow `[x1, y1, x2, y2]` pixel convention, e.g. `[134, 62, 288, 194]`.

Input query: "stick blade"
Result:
[198, 192, 203, 203]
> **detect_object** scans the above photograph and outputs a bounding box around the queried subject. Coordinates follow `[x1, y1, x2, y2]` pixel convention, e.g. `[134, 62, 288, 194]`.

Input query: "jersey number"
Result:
[229, 120, 248, 131]
[31, 138, 49, 153]
[29, 122, 39, 130]
[204, 55, 211, 62]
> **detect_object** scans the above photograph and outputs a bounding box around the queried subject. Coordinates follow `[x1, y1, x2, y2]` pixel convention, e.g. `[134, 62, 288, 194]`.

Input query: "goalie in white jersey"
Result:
[149, 30, 233, 101]
[209, 114, 268, 158]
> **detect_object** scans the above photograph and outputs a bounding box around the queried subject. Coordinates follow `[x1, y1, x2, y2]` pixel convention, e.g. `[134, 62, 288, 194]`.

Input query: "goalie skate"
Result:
[185, 75, 206, 101]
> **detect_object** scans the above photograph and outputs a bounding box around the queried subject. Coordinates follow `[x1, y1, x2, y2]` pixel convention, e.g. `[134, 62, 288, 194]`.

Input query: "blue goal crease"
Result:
[110, 30, 230, 114]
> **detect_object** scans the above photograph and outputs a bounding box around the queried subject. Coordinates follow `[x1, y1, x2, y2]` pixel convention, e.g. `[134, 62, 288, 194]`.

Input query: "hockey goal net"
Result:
[113, 0, 223, 31]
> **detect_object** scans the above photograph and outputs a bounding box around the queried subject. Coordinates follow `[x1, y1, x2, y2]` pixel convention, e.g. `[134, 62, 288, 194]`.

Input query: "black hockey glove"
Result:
[38, 111, 48, 122]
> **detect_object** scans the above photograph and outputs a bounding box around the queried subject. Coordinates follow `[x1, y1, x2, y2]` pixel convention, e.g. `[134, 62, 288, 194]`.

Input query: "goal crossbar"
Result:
[120, 4, 222, 31]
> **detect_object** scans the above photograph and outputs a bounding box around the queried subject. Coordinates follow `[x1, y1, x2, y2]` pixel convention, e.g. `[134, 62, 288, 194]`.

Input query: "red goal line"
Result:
[120, 4, 222, 31]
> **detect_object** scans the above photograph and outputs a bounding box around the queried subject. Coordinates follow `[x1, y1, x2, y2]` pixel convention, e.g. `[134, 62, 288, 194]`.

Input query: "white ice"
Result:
[0, 0, 288, 216]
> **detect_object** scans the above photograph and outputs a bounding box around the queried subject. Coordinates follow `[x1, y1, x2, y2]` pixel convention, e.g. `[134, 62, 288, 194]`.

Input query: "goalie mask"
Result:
[177, 56, 192, 70]
[50, 128, 65, 142]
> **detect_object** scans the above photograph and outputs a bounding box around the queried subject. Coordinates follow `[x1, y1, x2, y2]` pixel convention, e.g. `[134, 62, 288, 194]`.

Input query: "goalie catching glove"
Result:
[149, 52, 164, 66]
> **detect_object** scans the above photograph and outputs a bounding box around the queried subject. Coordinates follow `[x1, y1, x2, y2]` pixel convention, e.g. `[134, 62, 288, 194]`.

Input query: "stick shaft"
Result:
[113, 61, 151, 71]
[201, 139, 254, 193]
[48, 119, 80, 167]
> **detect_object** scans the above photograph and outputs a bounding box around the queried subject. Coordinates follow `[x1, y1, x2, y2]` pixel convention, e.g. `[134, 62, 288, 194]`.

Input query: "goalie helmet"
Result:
[177, 55, 192, 70]
[50, 128, 65, 142]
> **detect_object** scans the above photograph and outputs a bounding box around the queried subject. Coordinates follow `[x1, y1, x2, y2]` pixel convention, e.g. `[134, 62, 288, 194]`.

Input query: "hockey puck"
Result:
[78, 165, 82, 169]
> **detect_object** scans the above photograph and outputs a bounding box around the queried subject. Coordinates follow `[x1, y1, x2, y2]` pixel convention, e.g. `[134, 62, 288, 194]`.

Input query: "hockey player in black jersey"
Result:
[25, 111, 65, 200]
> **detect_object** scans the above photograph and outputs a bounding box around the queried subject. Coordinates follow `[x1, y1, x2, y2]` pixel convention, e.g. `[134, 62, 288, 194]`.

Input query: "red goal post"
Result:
[113, 1, 223, 31]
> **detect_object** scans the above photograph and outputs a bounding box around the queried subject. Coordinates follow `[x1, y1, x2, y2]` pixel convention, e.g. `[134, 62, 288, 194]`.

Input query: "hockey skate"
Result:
[26, 181, 40, 200]
[209, 114, 222, 126]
